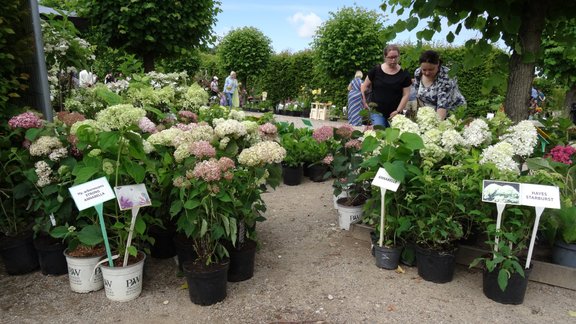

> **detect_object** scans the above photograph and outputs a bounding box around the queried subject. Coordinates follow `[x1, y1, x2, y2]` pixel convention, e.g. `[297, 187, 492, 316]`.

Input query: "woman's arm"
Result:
[360, 77, 371, 108]
[390, 86, 411, 118]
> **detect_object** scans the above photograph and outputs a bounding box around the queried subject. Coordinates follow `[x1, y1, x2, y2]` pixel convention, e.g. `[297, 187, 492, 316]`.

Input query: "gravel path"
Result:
[1, 179, 576, 323]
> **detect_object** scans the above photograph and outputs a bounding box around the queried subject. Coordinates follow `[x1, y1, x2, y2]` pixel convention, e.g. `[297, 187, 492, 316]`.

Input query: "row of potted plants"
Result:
[0, 73, 287, 305]
[300, 107, 576, 305]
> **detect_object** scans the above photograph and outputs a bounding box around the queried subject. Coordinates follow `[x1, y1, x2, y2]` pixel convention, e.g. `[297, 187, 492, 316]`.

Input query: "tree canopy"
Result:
[384, 0, 576, 122]
[217, 27, 272, 87]
[312, 6, 386, 78]
[78, 0, 221, 72]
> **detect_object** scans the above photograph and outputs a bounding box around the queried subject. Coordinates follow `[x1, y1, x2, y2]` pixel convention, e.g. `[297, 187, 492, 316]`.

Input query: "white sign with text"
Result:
[520, 183, 561, 209]
[114, 184, 152, 211]
[371, 167, 400, 192]
[69, 177, 116, 211]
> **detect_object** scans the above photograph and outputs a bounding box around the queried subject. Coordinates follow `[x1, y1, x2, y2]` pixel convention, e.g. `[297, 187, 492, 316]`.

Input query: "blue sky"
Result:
[213, 0, 485, 53]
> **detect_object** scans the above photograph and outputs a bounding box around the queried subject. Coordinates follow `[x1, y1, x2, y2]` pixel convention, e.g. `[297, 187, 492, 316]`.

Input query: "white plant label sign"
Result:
[371, 167, 400, 192]
[520, 183, 561, 209]
[69, 177, 116, 211]
[114, 184, 152, 211]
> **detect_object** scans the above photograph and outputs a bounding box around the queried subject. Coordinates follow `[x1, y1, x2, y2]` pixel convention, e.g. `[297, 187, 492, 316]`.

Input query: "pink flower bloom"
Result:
[192, 159, 222, 182]
[218, 157, 235, 171]
[336, 124, 354, 139]
[190, 140, 216, 159]
[138, 117, 157, 133]
[179, 110, 197, 122]
[259, 123, 277, 135]
[546, 145, 576, 165]
[8, 112, 44, 129]
[322, 154, 334, 165]
[174, 123, 194, 131]
[345, 139, 362, 150]
[313, 126, 334, 142]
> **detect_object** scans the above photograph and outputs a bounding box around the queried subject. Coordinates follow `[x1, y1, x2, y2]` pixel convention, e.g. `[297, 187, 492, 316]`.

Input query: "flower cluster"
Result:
[190, 140, 216, 159]
[463, 119, 491, 147]
[214, 119, 247, 139]
[238, 141, 286, 167]
[415, 107, 439, 132]
[480, 142, 518, 173]
[312, 126, 334, 142]
[8, 112, 44, 129]
[95, 104, 146, 130]
[138, 117, 158, 134]
[546, 145, 576, 165]
[258, 123, 278, 141]
[499, 121, 538, 157]
[192, 157, 236, 182]
[390, 115, 420, 135]
[335, 124, 354, 139]
[29, 136, 64, 157]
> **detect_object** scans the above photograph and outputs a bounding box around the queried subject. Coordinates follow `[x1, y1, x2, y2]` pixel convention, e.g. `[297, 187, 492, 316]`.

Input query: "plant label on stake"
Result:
[520, 183, 560, 269]
[114, 184, 152, 267]
[69, 177, 116, 267]
[482, 180, 521, 252]
[372, 168, 400, 248]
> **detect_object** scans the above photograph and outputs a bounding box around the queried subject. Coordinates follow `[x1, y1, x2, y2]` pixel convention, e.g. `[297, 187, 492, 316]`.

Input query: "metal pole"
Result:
[29, 0, 53, 121]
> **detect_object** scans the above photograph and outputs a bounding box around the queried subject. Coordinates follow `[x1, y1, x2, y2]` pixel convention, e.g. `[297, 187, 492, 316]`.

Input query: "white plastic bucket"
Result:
[337, 203, 363, 230]
[333, 192, 349, 209]
[98, 253, 146, 302]
[64, 250, 104, 293]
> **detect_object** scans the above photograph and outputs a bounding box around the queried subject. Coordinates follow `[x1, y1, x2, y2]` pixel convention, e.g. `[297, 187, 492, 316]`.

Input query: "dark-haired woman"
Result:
[413, 50, 466, 120]
[361, 44, 411, 127]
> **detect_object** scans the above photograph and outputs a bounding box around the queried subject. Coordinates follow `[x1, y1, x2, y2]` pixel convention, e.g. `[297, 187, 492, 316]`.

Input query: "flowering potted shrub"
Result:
[527, 144, 576, 268]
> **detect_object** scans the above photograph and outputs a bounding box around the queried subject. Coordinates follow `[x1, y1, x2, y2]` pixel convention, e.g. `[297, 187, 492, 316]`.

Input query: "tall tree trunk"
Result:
[143, 52, 155, 73]
[504, 0, 546, 123]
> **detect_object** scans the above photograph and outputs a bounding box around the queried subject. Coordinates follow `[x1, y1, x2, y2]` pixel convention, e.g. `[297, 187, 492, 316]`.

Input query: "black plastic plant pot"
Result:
[184, 260, 229, 306]
[0, 232, 39, 275]
[415, 245, 456, 283]
[483, 266, 532, 305]
[227, 240, 257, 282]
[33, 235, 67, 275]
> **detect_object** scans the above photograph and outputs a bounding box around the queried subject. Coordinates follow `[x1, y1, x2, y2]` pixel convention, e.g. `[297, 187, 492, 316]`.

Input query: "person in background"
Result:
[347, 70, 364, 126]
[223, 71, 238, 108]
[232, 82, 240, 108]
[210, 76, 219, 97]
[360, 44, 412, 127]
[413, 50, 466, 120]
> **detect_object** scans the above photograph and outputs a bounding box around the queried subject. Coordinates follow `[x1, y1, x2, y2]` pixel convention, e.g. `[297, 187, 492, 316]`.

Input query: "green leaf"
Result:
[78, 225, 103, 246]
[497, 268, 509, 291]
[127, 245, 138, 257]
[134, 216, 146, 234]
[184, 199, 201, 210]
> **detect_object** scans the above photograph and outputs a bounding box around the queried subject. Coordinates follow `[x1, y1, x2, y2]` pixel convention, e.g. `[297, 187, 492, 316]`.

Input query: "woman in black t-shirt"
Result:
[361, 44, 411, 127]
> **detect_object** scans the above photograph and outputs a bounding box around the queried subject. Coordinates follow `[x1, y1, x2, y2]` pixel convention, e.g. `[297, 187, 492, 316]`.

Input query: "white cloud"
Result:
[288, 12, 322, 38]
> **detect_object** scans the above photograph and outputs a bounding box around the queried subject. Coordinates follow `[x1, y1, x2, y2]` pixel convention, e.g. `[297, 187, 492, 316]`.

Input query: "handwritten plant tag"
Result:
[114, 184, 152, 211]
[371, 167, 400, 192]
[69, 177, 116, 211]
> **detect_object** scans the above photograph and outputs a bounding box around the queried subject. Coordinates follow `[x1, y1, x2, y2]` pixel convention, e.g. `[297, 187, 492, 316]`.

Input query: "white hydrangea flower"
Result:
[441, 129, 465, 153]
[420, 142, 446, 163]
[390, 114, 420, 135]
[29, 136, 63, 156]
[214, 119, 247, 139]
[463, 119, 492, 147]
[500, 121, 538, 157]
[422, 129, 443, 145]
[480, 142, 519, 173]
[238, 141, 286, 167]
[95, 104, 146, 130]
[416, 106, 439, 132]
[228, 110, 246, 121]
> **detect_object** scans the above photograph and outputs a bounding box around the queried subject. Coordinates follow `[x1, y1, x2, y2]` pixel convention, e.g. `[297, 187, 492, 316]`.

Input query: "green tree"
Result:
[77, 0, 221, 72]
[540, 18, 576, 113]
[312, 6, 386, 109]
[217, 27, 272, 87]
[384, 0, 576, 122]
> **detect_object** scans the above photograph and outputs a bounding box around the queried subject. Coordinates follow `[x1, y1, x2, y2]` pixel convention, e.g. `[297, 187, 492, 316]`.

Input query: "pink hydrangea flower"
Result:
[546, 145, 576, 165]
[345, 139, 362, 150]
[138, 117, 157, 134]
[8, 112, 44, 129]
[322, 154, 334, 165]
[179, 110, 197, 122]
[312, 126, 334, 142]
[192, 159, 222, 182]
[336, 124, 354, 139]
[190, 140, 216, 159]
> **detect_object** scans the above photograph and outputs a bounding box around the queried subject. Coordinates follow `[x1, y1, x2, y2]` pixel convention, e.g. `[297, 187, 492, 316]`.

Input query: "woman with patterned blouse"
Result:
[413, 50, 466, 120]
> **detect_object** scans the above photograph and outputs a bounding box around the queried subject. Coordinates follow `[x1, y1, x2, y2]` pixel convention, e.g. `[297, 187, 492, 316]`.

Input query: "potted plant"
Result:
[0, 111, 47, 275]
[526, 145, 576, 267]
[301, 129, 331, 182]
[470, 205, 535, 305]
[357, 127, 423, 266]
[328, 106, 341, 121]
[228, 140, 285, 281]
[279, 131, 307, 186]
[65, 104, 152, 299]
